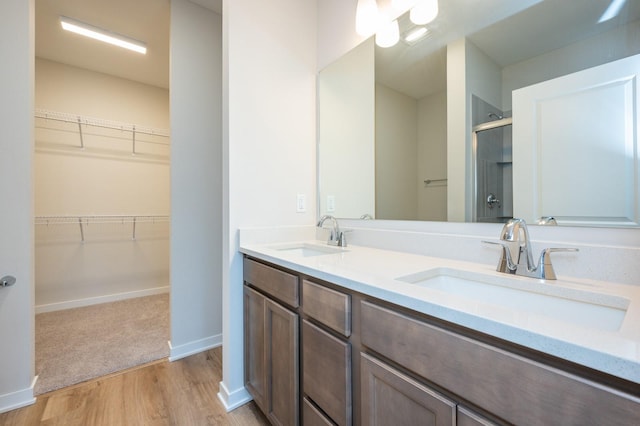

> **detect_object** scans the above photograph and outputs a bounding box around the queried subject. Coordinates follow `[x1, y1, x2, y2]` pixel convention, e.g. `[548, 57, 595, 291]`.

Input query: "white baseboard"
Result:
[217, 381, 253, 412]
[35, 286, 170, 314]
[0, 376, 37, 414]
[168, 334, 222, 362]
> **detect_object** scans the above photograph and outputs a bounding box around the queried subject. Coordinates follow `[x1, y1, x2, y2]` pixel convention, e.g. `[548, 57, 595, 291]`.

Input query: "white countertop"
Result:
[240, 239, 640, 384]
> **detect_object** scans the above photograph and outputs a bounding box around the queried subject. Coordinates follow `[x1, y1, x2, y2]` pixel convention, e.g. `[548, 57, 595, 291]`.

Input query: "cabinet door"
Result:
[361, 301, 640, 425]
[457, 406, 499, 426]
[266, 297, 299, 426]
[361, 353, 455, 426]
[245, 285, 299, 426]
[303, 320, 351, 426]
[245, 286, 267, 412]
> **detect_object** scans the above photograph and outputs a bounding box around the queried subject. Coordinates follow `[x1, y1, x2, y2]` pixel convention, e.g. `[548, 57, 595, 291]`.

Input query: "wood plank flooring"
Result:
[0, 347, 269, 426]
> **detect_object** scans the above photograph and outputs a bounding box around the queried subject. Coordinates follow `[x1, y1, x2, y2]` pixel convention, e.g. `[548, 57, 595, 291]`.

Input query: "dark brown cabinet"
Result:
[302, 279, 351, 337]
[244, 260, 300, 426]
[360, 352, 496, 426]
[457, 407, 498, 426]
[243, 256, 640, 426]
[244, 286, 268, 411]
[360, 353, 456, 426]
[302, 320, 352, 426]
[301, 279, 352, 425]
[360, 300, 640, 426]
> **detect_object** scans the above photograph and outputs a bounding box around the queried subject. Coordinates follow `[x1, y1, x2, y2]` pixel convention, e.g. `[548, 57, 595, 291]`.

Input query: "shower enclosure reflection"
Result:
[472, 95, 513, 223]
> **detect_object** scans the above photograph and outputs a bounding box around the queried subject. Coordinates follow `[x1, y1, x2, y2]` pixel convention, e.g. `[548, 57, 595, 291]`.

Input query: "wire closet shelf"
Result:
[35, 215, 170, 242]
[34, 108, 170, 153]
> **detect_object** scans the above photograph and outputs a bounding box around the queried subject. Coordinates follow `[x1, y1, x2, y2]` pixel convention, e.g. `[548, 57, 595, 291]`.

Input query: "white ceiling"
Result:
[37, 0, 639, 95]
[35, 0, 222, 89]
[375, 0, 640, 100]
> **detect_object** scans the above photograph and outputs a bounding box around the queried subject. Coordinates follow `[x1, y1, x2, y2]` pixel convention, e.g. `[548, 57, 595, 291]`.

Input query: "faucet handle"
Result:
[537, 247, 579, 280]
[338, 229, 353, 247]
[482, 240, 517, 273]
[338, 232, 347, 247]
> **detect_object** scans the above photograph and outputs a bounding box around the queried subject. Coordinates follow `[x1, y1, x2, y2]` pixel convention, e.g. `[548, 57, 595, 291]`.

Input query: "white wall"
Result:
[319, 38, 375, 218]
[169, 0, 223, 360]
[34, 59, 170, 311]
[502, 18, 640, 110]
[220, 0, 317, 411]
[375, 83, 418, 220]
[446, 39, 467, 222]
[417, 90, 447, 221]
[0, 0, 35, 413]
[447, 39, 502, 222]
[466, 41, 502, 111]
[317, 0, 372, 71]
[35, 59, 169, 126]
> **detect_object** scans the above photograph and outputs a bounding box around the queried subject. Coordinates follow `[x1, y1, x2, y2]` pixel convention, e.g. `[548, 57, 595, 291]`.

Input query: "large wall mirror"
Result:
[318, 0, 640, 227]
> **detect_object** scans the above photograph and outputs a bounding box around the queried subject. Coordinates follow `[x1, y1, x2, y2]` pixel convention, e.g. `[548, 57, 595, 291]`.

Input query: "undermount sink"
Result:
[270, 242, 348, 257]
[396, 268, 629, 332]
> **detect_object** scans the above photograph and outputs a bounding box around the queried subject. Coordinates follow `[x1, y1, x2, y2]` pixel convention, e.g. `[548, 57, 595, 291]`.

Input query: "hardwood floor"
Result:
[0, 347, 269, 426]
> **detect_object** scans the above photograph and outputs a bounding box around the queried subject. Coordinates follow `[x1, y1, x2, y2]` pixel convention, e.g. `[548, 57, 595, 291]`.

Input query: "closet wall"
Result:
[34, 58, 170, 313]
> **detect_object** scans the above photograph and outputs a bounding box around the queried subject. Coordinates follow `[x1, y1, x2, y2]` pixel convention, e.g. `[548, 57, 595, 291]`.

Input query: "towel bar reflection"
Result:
[424, 178, 448, 185]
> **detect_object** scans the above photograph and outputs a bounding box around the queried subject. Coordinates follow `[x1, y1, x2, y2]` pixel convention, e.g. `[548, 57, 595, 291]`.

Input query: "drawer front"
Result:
[361, 301, 640, 425]
[244, 258, 299, 307]
[302, 397, 334, 426]
[303, 319, 351, 426]
[302, 280, 351, 336]
[361, 353, 456, 426]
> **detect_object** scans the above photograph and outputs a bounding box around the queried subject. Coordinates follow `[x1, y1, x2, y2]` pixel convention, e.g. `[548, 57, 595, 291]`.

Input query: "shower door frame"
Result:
[471, 116, 513, 222]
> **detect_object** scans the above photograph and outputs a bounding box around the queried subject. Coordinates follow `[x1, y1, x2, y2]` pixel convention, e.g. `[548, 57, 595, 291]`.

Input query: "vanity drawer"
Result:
[303, 397, 334, 426]
[244, 258, 299, 307]
[360, 301, 640, 425]
[302, 279, 351, 336]
[303, 319, 352, 426]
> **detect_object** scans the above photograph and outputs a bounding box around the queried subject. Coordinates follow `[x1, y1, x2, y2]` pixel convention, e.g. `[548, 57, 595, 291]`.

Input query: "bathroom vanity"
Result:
[241, 240, 640, 425]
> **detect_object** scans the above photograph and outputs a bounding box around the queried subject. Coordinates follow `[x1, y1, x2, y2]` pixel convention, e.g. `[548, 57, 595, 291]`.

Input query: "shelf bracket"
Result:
[77, 117, 85, 149]
[78, 217, 85, 243]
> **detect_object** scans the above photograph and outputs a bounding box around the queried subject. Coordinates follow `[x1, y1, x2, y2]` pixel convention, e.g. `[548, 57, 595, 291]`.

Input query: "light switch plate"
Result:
[296, 194, 306, 212]
[327, 195, 335, 212]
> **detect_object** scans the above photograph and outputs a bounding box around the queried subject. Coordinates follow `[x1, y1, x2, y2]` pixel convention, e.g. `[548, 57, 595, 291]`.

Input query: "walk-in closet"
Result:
[33, 0, 170, 394]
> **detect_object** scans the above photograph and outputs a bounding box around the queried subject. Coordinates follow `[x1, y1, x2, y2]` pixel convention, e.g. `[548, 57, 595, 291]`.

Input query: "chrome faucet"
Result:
[317, 215, 347, 247]
[484, 218, 578, 280]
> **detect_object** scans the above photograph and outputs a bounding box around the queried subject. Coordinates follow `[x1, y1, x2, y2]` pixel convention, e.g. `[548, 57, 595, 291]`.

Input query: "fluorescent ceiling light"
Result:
[404, 27, 428, 43]
[60, 16, 147, 54]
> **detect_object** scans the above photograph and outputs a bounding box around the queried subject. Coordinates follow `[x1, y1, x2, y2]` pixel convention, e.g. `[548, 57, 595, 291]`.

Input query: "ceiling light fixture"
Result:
[376, 19, 400, 48]
[410, 0, 438, 25]
[60, 16, 147, 54]
[355, 0, 381, 36]
[392, 0, 418, 11]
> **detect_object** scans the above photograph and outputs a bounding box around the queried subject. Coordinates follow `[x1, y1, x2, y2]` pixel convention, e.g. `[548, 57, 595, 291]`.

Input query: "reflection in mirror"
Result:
[318, 0, 640, 226]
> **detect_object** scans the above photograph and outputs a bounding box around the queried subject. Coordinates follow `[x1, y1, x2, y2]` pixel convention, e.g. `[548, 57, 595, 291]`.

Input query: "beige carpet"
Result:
[35, 293, 170, 395]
